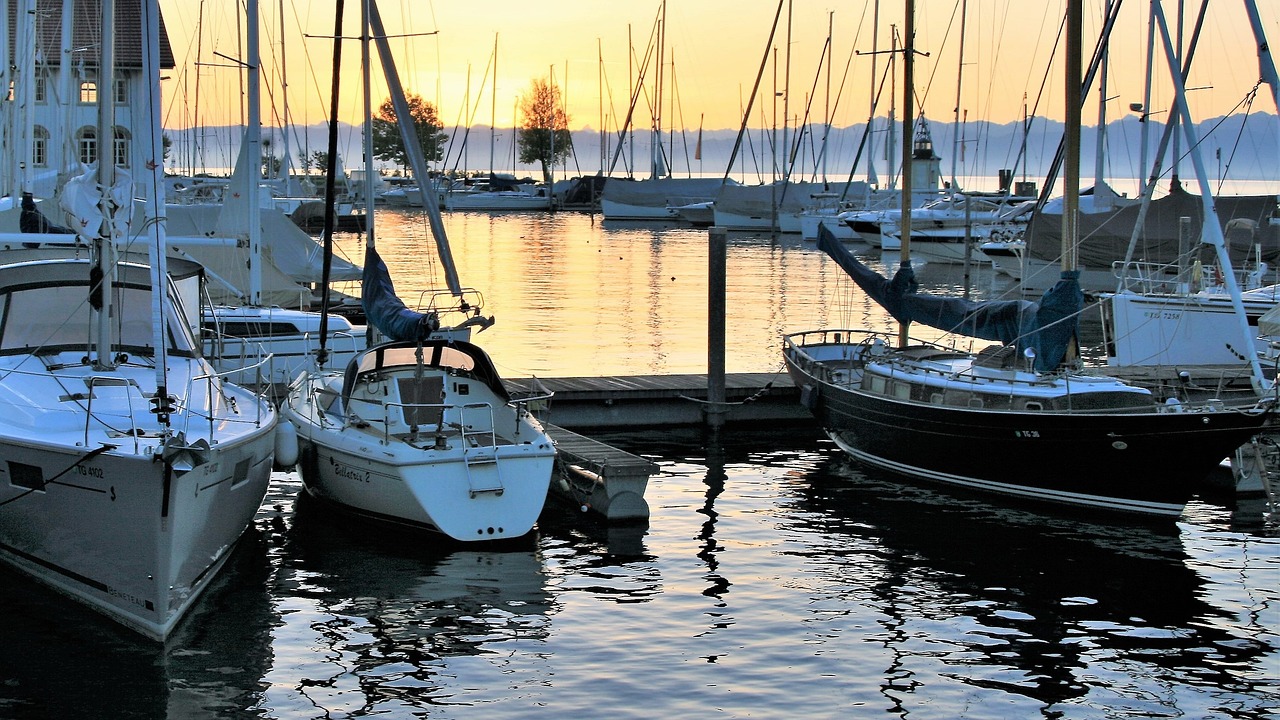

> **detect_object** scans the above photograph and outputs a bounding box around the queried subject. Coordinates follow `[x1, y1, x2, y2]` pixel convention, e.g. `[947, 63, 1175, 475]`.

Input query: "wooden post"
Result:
[707, 226, 727, 428]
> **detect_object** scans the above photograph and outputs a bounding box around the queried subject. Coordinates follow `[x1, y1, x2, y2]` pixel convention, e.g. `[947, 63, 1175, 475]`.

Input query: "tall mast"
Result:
[950, 0, 967, 191]
[489, 33, 497, 177]
[898, 0, 914, 349]
[93, 0, 117, 370]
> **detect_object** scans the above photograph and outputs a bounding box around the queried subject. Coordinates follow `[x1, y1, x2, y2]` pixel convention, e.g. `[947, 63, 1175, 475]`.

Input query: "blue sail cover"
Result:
[362, 244, 440, 341]
[816, 226, 1081, 371]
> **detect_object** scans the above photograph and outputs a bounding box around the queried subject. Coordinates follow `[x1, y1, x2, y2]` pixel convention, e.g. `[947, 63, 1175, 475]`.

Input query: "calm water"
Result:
[0, 209, 1276, 719]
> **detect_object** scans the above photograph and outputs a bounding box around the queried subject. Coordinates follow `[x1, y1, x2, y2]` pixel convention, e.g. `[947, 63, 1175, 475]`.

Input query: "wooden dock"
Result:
[509, 372, 811, 430]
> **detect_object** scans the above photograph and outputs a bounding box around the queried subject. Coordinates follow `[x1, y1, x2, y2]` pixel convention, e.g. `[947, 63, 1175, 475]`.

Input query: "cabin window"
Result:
[867, 375, 886, 395]
[398, 376, 444, 427]
[0, 284, 195, 356]
[929, 392, 944, 405]
[967, 397, 985, 409]
[892, 382, 911, 400]
[1021, 400, 1045, 411]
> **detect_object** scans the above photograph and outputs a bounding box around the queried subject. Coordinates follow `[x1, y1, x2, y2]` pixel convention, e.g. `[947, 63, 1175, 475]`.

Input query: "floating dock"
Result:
[510, 372, 813, 523]
[543, 423, 658, 522]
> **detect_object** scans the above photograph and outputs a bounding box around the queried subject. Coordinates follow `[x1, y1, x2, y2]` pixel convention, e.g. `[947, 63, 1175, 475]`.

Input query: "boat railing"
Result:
[82, 374, 148, 454]
[181, 355, 277, 440]
[1112, 258, 1266, 294]
[368, 399, 498, 446]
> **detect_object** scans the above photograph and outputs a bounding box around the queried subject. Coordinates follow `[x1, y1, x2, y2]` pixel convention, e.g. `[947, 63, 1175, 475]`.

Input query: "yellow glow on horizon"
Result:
[159, 1, 1278, 137]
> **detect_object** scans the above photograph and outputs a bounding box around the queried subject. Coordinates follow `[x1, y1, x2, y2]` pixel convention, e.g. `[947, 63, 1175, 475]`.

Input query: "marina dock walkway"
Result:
[509, 372, 811, 430]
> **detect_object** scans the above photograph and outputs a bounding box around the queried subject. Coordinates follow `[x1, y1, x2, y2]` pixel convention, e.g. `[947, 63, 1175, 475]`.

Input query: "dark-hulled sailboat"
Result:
[781, 0, 1273, 518]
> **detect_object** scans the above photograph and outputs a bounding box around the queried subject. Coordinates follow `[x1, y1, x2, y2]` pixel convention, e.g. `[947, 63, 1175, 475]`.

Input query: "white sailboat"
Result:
[0, 0, 277, 640]
[1099, 0, 1280, 371]
[281, 0, 556, 542]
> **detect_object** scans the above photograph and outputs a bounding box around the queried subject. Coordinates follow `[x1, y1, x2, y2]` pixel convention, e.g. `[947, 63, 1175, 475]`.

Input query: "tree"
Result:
[517, 78, 572, 182]
[309, 151, 335, 174]
[371, 93, 448, 170]
[261, 136, 282, 178]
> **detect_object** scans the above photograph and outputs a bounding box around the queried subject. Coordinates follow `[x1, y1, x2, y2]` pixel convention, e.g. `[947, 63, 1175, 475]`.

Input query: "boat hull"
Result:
[784, 335, 1269, 517]
[0, 430, 274, 640]
[293, 434, 555, 541]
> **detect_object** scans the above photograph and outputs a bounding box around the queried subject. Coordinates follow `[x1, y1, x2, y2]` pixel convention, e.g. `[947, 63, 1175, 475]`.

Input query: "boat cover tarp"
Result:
[714, 181, 861, 215]
[1024, 184, 1280, 267]
[817, 225, 1081, 371]
[362, 243, 439, 342]
[600, 177, 735, 208]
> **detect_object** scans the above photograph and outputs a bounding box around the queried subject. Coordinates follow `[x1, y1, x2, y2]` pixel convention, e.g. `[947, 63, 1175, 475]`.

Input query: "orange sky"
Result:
[157, 0, 1279, 135]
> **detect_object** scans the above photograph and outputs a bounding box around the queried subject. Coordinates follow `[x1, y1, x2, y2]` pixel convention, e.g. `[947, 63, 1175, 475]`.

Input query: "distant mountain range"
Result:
[169, 112, 1278, 190]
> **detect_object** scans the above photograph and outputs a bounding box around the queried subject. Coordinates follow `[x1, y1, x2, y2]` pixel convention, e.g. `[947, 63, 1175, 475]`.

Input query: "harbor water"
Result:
[0, 208, 1276, 719]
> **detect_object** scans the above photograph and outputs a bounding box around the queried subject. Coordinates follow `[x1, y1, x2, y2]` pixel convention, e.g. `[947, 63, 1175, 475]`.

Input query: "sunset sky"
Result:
[155, 1, 1278, 138]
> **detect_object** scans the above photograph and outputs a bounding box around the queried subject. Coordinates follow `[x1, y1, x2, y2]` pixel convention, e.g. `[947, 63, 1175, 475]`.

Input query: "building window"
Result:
[113, 127, 130, 168]
[77, 127, 97, 165]
[32, 127, 49, 167]
[34, 76, 46, 103]
[79, 81, 97, 105]
[113, 74, 127, 104]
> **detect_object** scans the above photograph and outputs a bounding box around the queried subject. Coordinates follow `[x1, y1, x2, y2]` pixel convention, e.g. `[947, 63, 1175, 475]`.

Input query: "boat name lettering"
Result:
[108, 587, 147, 608]
[1143, 310, 1181, 320]
[334, 463, 371, 483]
[74, 465, 104, 479]
[1014, 430, 1041, 438]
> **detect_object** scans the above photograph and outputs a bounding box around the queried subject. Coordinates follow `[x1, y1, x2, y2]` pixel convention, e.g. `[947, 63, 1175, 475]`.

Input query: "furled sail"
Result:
[361, 243, 440, 341]
[816, 225, 1081, 371]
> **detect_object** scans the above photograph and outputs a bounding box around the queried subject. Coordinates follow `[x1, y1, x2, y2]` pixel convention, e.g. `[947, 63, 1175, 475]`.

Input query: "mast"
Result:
[141, 0, 171, 422]
[1064, 0, 1080, 273]
[898, 1, 914, 349]
[93, 0, 118, 370]
[490, 33, 497, 178]
[316, 0, 345, 361]
[950, 0, 967, 192]
[246, 0, 262, 306]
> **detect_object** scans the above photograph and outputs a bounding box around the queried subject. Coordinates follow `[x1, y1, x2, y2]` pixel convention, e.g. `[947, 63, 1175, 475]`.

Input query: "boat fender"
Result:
[274, 421, 300, 470]
[799, 383, 818, 411]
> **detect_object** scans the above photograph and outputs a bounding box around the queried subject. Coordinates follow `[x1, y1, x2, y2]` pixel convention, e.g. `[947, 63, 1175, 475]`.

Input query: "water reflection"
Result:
[787, 451, 1274, 716]
[0, 532, 276, 719]
[261, 492, 555, 716]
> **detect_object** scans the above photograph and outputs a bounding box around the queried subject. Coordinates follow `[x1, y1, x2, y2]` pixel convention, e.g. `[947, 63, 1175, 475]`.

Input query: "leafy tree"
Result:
[371, 93, 448, 169]
[517, 78, 572, 182]
[161, 133, 172, 164]
[309, 150, 334, 173]
[261, 136, 282, 178]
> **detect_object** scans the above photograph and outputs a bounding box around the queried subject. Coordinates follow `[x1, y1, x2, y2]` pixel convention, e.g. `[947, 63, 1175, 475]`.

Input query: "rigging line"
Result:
[718, 0, 787, 195]
[1212, 85, 1261, 197]
[0, 444, 117, 508]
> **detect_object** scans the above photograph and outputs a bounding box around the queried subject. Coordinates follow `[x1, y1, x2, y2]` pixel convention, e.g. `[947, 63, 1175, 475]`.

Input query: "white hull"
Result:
[204, 305, 366, 389]
[600, 197, 679, 221]
[0, 430, 273, 640]
[1103, 287, 1280, 367]
[799, 211, 859, 241]
[0, 258, 276, 640]
[444, 191, 551, 211]
[282, 340, 556, 541]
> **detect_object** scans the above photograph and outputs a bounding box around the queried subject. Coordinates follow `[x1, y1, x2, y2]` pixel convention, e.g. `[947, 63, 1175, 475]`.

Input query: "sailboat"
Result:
[281, 0, 556, 542]
[781, 0, 1273, 519]
[0, 0, 277, 640]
